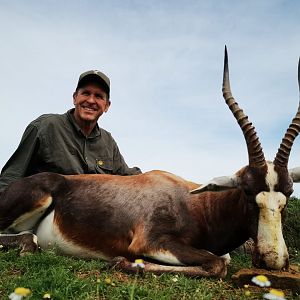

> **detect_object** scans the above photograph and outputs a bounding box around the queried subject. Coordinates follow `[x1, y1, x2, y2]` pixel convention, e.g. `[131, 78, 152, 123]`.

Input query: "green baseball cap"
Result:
[77, 70, 110, 98]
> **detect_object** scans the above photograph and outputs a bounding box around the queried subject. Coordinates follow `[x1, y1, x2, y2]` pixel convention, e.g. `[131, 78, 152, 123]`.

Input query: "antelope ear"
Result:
[190, 175, 240, 194]
[289, 167, 300, 182]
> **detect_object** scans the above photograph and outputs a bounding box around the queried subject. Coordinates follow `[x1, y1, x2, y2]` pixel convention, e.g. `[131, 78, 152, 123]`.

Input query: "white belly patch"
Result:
[36, 211, 109, 260]
[144, 250, 184, 265]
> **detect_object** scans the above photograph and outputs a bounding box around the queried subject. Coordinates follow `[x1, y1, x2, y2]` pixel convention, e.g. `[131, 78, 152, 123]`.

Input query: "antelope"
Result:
[0, 47, 299, 278]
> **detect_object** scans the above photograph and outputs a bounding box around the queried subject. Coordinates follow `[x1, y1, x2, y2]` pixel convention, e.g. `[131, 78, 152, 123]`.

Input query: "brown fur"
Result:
[0, 165, 291, 277]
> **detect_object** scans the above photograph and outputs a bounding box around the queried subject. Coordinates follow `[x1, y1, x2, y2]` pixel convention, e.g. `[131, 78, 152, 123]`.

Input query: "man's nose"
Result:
[86, 95, 96, 102]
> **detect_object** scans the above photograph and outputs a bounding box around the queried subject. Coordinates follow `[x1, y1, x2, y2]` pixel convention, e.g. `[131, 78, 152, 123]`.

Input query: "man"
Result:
[0, 70, 141, 193]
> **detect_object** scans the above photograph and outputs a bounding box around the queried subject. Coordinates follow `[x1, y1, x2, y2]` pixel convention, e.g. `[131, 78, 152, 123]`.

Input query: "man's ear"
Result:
[104, 100, 111, 113]
[73, 92, 77, 105]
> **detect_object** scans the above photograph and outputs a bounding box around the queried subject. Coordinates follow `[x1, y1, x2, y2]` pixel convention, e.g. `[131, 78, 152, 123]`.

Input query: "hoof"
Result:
[0, 232, 38, 255]
[109, 257, 145, 275]
[19, 233, 38, 255]
[210, 258, 227, 278]
[108, 256, 128, 268]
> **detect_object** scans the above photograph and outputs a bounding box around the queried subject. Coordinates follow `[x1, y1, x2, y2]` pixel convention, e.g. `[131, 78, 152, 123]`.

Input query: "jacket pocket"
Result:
[95, 158, 114, 174]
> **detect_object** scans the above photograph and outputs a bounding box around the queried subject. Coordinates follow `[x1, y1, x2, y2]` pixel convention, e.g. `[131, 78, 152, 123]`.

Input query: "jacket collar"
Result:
[66, 108, 101, 138]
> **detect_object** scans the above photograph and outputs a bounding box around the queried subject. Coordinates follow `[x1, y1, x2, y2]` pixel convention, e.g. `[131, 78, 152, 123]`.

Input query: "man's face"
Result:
[73, 83, 110, 126]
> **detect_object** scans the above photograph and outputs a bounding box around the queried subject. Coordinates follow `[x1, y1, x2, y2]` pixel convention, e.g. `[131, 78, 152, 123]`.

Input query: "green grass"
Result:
[0, 197, 299, 299]
[0, 250, 299, 300]
[284, 197, 300, 250]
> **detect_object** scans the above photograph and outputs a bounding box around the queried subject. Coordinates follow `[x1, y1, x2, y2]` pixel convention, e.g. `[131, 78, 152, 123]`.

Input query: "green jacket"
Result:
[0, 109, 141, 192]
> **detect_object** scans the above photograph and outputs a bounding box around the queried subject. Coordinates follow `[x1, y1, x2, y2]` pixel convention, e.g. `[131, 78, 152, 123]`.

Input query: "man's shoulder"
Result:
[98, 127, 117, 144]
[30, 112, 67, 128]
[98, 126, 114, 139]
[98, 126, 111, 136]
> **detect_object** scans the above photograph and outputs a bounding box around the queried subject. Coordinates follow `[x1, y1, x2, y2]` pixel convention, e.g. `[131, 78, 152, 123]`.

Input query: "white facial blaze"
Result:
[255, 162, 288, 269]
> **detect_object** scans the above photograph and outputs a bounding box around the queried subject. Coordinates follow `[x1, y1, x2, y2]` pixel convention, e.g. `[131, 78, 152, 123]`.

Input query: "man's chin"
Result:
[81, 111, 100, 121]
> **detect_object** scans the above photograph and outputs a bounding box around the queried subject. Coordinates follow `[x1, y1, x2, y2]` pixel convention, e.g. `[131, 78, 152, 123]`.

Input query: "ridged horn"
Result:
[222, 46, 266, 168]
[274, 58, 300, 167]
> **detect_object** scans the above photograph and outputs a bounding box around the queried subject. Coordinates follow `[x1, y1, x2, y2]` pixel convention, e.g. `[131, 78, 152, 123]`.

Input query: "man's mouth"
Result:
[81, 105, 97, 112]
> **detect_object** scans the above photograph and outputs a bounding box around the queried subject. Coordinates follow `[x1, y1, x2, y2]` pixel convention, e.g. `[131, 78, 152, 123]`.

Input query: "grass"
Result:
[284, 197, 300, 250]
[0, 249, 299, 299]
[0, 197, 299, 299]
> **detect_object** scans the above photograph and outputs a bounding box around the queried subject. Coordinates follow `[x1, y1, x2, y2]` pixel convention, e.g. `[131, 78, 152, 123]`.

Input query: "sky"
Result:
[1, 0, 300, 195]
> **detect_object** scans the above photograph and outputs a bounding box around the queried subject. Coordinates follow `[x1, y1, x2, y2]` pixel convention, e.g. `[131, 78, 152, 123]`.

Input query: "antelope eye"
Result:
[243, 184, 254, 196]
[279, 179, 294, 197]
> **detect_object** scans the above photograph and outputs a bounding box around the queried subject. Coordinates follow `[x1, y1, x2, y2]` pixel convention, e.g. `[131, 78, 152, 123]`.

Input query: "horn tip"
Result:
[223, 46, 229, 78]
[224, 46, 228, 62]
[298, 57, 300, 91]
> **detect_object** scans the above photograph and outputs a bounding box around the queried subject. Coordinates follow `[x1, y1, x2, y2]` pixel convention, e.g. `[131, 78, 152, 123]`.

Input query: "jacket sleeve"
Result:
[112, 139, 142, 176]
[0, 124, 39, 192]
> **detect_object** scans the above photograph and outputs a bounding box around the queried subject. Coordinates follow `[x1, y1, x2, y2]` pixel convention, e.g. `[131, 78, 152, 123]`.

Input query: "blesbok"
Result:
[0, 47, 299, 278]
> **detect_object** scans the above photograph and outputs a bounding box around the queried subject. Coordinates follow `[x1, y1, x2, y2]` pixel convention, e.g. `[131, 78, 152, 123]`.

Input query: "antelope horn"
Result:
[222, 46, 266, 168]
[274, 58, 300, 167]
